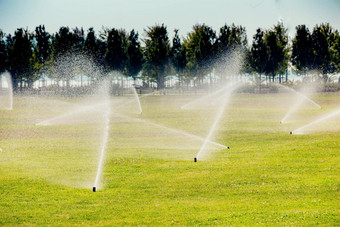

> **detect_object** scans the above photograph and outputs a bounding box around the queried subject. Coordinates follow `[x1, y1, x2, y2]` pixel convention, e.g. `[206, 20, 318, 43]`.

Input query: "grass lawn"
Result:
[0, 91, 339, 226]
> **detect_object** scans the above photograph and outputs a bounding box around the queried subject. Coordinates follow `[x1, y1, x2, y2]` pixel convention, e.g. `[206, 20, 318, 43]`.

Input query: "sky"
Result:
[1, 0, 340, 42]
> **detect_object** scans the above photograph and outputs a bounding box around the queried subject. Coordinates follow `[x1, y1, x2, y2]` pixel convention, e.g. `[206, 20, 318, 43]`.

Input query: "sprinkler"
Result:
[290, 131, 293, 135]
[194, 157, 197, 162]
[227, 146, 230, 149]
[93, 187, 96, 192]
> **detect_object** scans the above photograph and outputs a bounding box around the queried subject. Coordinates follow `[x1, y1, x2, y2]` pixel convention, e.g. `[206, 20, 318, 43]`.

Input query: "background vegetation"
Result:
[1, 22, 339, 90]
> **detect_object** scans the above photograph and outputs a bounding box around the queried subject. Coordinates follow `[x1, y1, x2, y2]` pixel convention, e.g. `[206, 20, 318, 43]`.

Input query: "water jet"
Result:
[195, 82, 241, 160]
[291, 108, 340, 134]
[131, 86, 143, 114]
[0, 72, 13, 110]
[112, 112, 228, 149]
[278, 84, 321, 124]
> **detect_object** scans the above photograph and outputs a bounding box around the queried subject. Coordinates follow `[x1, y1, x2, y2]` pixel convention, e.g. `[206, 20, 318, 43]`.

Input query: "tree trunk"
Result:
[259, 74, 262, 93]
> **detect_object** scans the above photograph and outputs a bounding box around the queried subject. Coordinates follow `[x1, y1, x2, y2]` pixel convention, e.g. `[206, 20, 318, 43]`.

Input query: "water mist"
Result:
[0, 72, 13, 110]
[278, 85, 321, 124]
[291, 108, 340, 135]
[194, 82, 240, 161]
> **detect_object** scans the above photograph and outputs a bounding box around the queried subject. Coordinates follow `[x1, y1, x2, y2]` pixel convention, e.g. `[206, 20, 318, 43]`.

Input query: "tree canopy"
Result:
[0, 22, 339, 90]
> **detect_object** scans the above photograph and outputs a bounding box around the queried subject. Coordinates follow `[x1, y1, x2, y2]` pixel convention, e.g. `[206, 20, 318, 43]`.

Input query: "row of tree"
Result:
[0, 23, 339, 90]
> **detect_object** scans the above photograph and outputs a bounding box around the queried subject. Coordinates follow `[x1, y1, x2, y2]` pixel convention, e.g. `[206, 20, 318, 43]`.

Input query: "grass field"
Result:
[0, 91, 339, 226]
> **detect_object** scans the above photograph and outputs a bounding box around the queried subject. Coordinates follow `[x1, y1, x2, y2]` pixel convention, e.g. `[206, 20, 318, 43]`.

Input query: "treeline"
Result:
[0, 23, 339, 90]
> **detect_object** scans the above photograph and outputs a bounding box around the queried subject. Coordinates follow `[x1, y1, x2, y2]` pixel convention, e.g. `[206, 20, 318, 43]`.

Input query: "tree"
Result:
[0, 30, 6, 73]
[291, 25, 314, 76]
[7, 28, 34, 89]
[170, 29, 186, 86]
[72, 27, 85, 53]
[143, 24, 170, 89]
[51, 27, 77, 85]
[51, 26, 87, 87]
[104, 28, 127, 74]
[84, 27, 97, 58]
[264, 24, 289, 82]
[216, 23, 247, 54]
[32, 25, 52, 83]
[184, 24, 216, 85]
[250, 28, 268, 84]
[125, 29, 143, 81]
[85, 27, 106, 69]
[34, 25, 52, 64]
[312, 23, 337, 82]
[215, 24, 247, 80]
[52, 27, 74, 57]
[331, 31, 340, 74]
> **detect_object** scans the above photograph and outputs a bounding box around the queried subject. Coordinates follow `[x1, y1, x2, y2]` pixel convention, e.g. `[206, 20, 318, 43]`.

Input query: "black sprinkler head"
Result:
[93, 187, 96, 192]
[227, 146, 230, 149]
[194, 157, 197, 162]
[290, 131, 292, 135]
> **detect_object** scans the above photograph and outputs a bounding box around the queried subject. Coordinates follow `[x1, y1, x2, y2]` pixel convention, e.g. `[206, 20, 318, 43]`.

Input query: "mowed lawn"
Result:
[0, 91, 339, 226]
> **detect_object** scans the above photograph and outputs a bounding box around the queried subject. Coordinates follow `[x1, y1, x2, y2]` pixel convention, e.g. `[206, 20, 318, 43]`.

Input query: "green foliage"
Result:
[311, 23, 339, 82]
[291, 25, 314, 75]
[6, 28, 34, 89]
[34, 25, 52, 64]
[125, 29, 143, 80]
[250, 28, 268, 76]
[331, 31, 340, 73]
[84, 27, 97, 56]
[184, 24, 216, 84]
[143, 24, 170, 89]
[52, 27, 75, 57]
[170, 29, 187, 86]
[84, 27, 105, 69]
[30, 25, 52, 81]
[215, 24, 248, 78]
[104, 28, 127, 73]
[0, 29, 7, 73]
[216, 23, 247, 55]
[264, 24, 289, 81]
[0, 22, 339, 89]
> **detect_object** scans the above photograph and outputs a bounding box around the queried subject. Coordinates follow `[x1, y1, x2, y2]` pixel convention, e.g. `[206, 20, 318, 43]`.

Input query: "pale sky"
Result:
[1, 0, 340, 42]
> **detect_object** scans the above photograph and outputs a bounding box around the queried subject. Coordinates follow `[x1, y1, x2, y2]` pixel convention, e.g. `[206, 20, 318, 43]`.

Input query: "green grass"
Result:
[0, 92, 339, 226]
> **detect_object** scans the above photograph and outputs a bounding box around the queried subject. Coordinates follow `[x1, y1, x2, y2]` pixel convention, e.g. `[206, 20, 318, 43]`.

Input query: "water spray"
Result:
[36, 102, 107, 126]
[290, 108, 340, 135]
[0, 72, 13, 110]
[278, 84, 322, 124]
[131, 86, 143, 114]
[112, 112, 228, 150]
[194, 82, 240, 161]
[181, 84, 235, 109]
[93, 117, 110, 192]
[92, 81, 111, 192]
